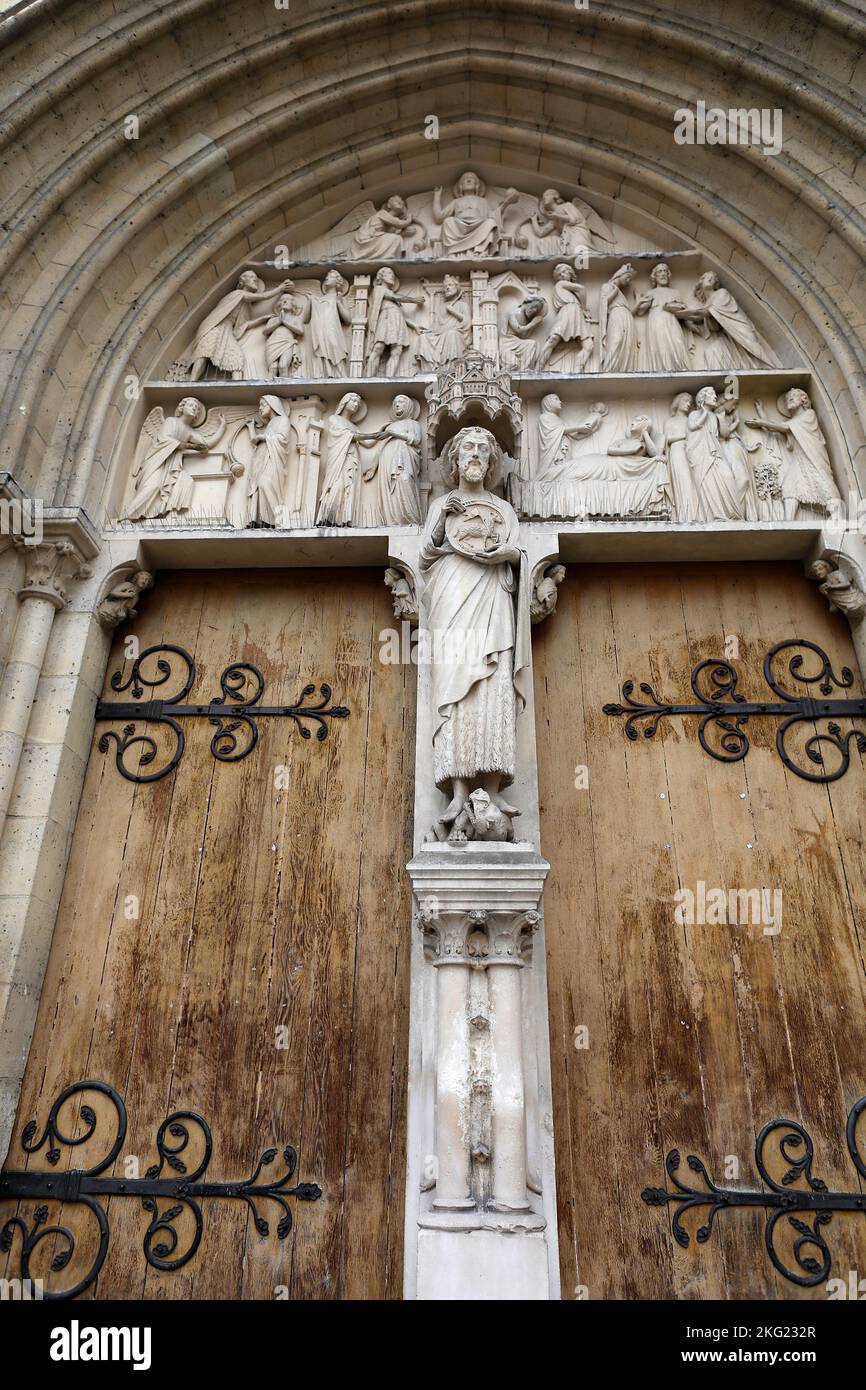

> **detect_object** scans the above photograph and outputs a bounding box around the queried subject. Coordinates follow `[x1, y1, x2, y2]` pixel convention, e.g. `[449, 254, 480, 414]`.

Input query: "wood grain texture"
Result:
[3, 569, 414, 1300]
[535, 562, 866, 1301]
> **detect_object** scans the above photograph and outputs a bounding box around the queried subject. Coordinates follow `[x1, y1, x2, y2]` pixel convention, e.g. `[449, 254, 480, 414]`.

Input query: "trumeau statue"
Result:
[420, 426, 529, 843]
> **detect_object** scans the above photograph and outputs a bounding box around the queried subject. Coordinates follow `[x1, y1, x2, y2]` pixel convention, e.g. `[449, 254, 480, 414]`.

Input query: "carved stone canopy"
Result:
[426, 352, 524, 481]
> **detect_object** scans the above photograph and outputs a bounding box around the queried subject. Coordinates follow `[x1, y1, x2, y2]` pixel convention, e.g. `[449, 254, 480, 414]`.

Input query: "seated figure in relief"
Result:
[515, 188, 614, 257]
[665, 271, 778, 369]
[432, 172, 519, 257]
[414, 276, 471, 368]
[123, 399, 226, 521]
[499, 294, 547, 370]
[743, 388, 840, 520]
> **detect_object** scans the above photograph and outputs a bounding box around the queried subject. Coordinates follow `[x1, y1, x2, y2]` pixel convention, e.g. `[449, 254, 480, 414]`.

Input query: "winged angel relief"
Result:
[291, 176, 617, 262]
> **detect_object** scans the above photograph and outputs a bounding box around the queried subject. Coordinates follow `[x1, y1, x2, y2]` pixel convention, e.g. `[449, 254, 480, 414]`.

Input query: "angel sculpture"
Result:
[514, 188, 614, 257]
[348, 195, 427, 259]
[122, 399, 226, 521]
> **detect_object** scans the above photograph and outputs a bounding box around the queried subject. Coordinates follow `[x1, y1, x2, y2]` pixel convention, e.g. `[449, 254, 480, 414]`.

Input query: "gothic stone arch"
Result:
[1, 0, 865, 1303]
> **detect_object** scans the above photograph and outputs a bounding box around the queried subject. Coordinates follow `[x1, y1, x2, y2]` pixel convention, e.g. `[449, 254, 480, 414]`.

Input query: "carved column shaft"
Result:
[0, 538, 91, 835]
[432, 950, 474, 1210]
[350, 275, 370, 377]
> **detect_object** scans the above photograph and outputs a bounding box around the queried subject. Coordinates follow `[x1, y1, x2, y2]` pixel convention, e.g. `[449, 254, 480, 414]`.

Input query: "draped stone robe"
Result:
[420, 491, 530, 791]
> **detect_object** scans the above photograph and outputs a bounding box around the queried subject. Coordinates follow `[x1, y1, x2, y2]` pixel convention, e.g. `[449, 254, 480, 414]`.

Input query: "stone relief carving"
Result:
[528, 395, 668, 521]
[413, 275, 471, 369]
[599, 263, 640, 371]
[122, 400, 227, 521]
[530, 562, 566, 624]
[514, 188, 614, 256]
[419, 426, 528, 843]
[118, 175, 842, 534]
[665, 270, 779, 369]
[367, 268, 424, 376]
[226, 395, 295, 528]
[634, 262, 690, 371]
[96, 567, 154, 629]
[514, 377, 840, 524]
[290, 175, 654, 262]
[743, 389, 839, 521]
[186, 273, 293, 380]
[348, 195, 428, 259]
[808, 559, 866, 620]
[359, 394, 423, 525]
[384, 564, 418, 623]
[538, 263, 595, 371]
[431, 172, 520, 258]
[315, 391, 370, 527]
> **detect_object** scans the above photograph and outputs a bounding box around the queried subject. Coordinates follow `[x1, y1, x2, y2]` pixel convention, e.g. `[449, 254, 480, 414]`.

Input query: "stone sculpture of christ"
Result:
[419, 425, 529, 840]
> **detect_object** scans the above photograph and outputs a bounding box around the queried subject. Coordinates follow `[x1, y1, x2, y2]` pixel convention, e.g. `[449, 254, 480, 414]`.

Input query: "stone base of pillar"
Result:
[405, 842, 560, 1300]
[417, 1228, 550, 1301]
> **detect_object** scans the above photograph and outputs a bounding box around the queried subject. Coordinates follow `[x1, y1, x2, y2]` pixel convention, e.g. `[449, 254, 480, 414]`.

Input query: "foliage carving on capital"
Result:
[15, 538, 91, 608]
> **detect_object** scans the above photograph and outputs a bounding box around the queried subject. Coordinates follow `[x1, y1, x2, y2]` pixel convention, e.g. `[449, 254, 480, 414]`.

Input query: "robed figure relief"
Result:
[420, 426, 530, 844]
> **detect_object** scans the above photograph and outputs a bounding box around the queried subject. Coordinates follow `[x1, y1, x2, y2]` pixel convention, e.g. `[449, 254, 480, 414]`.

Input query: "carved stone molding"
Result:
[95, 565, 155, 629]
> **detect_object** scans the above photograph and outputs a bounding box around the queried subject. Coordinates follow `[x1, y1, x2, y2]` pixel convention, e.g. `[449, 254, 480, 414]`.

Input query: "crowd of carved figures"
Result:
[121, 173, 842, 529]
[172, 260, 780, 383]
[121, 379, 838, 529]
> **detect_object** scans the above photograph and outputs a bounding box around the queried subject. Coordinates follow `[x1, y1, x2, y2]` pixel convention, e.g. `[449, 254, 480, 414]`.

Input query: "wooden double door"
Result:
[537, 561, 866, 1299]
[3, 569, 414, 1299]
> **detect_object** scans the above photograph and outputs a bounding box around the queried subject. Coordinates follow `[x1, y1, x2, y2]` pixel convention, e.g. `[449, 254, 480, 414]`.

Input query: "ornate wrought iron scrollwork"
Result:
[0, 1079, 321, 1299]
[95, 644, 350, 782]
[642, 1096, 866, 1287]
[603, 638, 866, 784]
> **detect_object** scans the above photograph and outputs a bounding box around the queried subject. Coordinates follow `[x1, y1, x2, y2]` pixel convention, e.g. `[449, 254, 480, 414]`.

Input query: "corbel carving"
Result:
[384, 563, 418, 623]
[96, 565, 155, 629]
[530, 561, 566, 625]
[809, 557, 866, 622]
